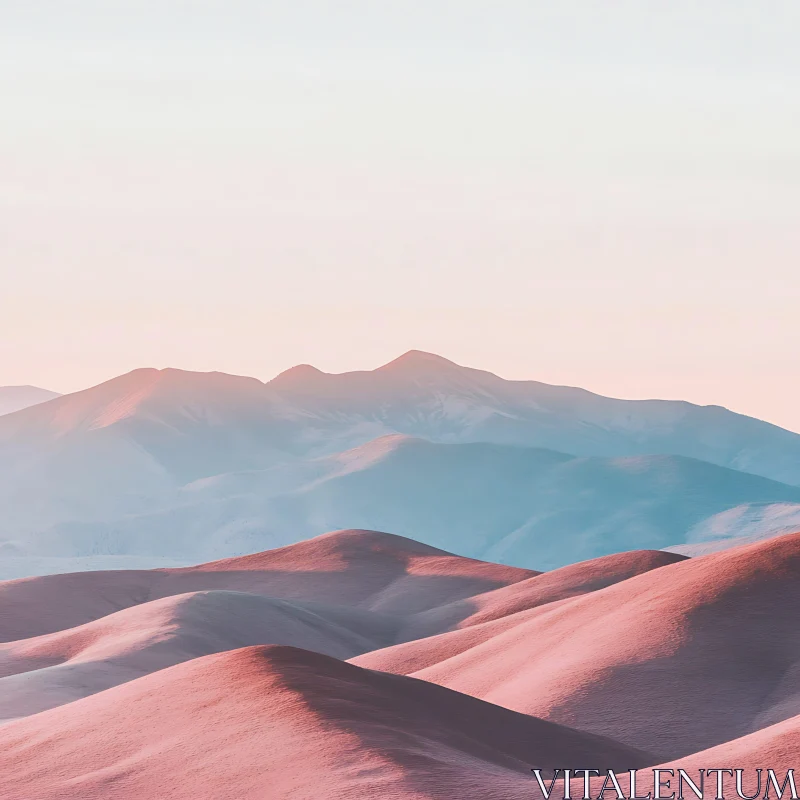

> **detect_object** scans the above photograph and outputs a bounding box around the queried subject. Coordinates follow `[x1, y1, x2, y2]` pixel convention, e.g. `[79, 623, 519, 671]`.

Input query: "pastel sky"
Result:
[2, 2, 799, 431]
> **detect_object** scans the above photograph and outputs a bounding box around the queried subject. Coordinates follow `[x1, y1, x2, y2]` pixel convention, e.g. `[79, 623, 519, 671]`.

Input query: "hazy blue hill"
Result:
[5, 434, 800, 574]
[0, 386, 60, 417]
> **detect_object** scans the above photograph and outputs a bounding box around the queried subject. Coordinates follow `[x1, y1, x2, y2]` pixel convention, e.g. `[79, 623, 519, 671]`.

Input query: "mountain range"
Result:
[2, 351, 800, 577]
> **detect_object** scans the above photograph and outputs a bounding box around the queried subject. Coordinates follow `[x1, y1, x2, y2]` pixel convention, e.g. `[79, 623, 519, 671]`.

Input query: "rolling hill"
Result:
[0, 529, 797, 797]
[0, 645, 653, 800]
[354, 532, 800, 761]
[0, 532, 682, 723]
[0, 529, 533, 643]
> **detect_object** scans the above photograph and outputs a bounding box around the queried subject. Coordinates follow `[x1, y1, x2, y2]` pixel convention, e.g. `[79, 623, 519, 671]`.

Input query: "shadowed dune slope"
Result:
[0, 590, 391, 721]
[660, 712, 800, 770]
[354, 549, 688, 672]
[398, 548, 686, 641]
[0, 645, 654, 800]
[575, 713, 800, 800]
[0, 529, 534, 642]
[355, 532, 800, 761]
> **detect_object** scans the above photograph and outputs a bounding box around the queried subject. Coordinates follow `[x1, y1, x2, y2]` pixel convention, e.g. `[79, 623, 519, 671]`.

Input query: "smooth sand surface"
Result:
[1, 528, 797, 798]
[0, 645, 653, 800]
[356, 533, 800, 761]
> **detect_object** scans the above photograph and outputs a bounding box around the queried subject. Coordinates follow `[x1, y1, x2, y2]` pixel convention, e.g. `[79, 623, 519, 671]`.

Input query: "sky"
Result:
[1, 2, 799, 431]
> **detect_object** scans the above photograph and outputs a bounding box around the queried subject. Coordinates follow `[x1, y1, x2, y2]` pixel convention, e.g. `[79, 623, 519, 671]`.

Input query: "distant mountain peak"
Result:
[0, 385, 62, 417]
[269, 363, 325, 388]
[377, 350, 463, 374]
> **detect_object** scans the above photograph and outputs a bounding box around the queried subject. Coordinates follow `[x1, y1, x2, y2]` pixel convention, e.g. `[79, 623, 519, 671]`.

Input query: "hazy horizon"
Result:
[3, 2, 798, 430]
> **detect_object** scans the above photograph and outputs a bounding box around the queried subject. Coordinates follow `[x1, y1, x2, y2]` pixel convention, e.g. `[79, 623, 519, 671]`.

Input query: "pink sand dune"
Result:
[354, 549, 688, 676]
[0, 589, 391, 721]
[399, 548, 685, 641]
[1, 527, 795, 796]
[661, 710, 800, 770]
[0, 528, 533, 643]
[0, 645, 653, 800]
[355, 532, 800, 761]
[574, 712, 800, 800]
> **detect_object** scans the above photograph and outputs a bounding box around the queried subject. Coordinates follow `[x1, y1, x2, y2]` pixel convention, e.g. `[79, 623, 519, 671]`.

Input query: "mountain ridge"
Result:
[0, 385, 61, 417]
[2, 352, 800, 577]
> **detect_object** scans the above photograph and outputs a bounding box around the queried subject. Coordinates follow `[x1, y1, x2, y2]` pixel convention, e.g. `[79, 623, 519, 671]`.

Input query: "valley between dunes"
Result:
[1, 527, 798, 799]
